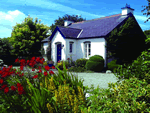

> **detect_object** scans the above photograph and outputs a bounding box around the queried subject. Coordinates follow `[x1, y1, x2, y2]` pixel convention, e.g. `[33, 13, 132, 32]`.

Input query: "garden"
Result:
[0, 49, 150, 112]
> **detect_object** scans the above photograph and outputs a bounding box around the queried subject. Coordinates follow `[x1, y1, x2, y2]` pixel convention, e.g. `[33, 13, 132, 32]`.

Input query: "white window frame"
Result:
[84, 42, 91, 58]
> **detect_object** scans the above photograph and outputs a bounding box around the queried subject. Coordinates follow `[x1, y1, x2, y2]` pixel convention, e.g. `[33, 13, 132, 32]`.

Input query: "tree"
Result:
[105, 16, 147, 66]
[0, 37, 19, 65]
[141, 0, 150, 23]
[50, 14, 86, 33]
[8, 15, 51, 60]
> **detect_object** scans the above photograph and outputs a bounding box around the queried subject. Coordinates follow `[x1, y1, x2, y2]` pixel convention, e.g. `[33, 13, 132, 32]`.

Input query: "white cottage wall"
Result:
[65, 38, 107, 67]
[65, 39, 77, 62]
[51, 31, 66, 65]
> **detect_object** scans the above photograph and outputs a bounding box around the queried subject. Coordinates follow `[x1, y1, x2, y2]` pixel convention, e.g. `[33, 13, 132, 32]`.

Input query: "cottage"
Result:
[41, 4, 145, 67]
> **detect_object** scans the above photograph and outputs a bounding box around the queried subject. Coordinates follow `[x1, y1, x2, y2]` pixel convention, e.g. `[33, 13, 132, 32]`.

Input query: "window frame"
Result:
[69, 41, 74, 53]
[84, 41, 91, 58]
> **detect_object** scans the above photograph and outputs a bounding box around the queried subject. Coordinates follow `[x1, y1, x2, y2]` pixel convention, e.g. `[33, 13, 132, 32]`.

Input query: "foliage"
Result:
[105, 16, 147, 66]
[50, 14, 86, 33]
[43, 61, 48, 66]
[75, 58, 89, 69]
[56, 60, 69, 70]
[85, 55, 104, 72]
[38, 77, 88, 112]
[113, 49, 150, 84]
[107, 59, 122, 73]
[7, 15, 51, 58]
[0, 57, 90, 112]
[0, 38, 19, 66]
[80, 76, 150, 112]
[2, 53, 150, 112]
[141, 0, 150, 23]
[143, 29, 150, 50]
[68, 66, 87, 73]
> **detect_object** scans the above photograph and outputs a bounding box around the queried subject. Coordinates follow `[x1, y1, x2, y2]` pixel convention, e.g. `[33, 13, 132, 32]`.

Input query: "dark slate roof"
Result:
[57, 26, 82, 38]
[68, 13, 131, 38]
[42, 12, 135, 42]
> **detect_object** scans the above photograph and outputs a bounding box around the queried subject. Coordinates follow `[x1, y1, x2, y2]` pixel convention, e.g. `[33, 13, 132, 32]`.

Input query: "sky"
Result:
[0, 0, 150, 39]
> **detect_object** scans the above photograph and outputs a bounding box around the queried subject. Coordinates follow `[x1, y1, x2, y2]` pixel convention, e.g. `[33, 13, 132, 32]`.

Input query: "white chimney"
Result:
[64, 20, 74, 26]
[121, 4, 134, 15]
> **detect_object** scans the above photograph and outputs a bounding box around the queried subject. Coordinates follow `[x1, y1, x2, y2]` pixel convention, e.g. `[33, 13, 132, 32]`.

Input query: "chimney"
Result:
[121, 4, 134, 15]
[64, 20, 74, 26]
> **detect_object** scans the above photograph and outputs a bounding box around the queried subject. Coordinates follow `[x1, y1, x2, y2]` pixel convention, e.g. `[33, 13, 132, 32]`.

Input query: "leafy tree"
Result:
[50, 14, 86, 33]
[105, 16, 147, 66]
[0, 37, 19, 65]
[7, 15, 51, 60]
[141, 0, 150, 23]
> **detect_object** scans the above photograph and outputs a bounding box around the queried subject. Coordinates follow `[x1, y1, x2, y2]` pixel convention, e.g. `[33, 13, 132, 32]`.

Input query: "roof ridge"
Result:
[57, 25, 82, 30]
[72, 13, 122, 25]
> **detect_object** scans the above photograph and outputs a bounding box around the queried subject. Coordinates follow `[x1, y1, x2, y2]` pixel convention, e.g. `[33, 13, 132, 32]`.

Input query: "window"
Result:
[69, 41, 74, 53]
[84, 41, 91, 58]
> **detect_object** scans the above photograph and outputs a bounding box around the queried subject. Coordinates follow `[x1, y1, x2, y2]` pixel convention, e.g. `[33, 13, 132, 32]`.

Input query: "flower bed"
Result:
[1, 53, 150, 112]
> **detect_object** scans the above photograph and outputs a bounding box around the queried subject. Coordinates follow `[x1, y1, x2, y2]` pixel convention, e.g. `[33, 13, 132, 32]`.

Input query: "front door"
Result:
[57, 44, 61, 63]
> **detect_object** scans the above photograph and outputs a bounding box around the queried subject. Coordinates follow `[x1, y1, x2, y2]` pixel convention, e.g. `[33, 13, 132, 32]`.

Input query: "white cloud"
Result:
[52, 0, 95, 6]
[5, 0, 102, 19]
[0, 10, 27, 38]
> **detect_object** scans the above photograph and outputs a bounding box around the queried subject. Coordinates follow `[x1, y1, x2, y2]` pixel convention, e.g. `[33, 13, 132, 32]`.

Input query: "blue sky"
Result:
[0, 0, 150, 39]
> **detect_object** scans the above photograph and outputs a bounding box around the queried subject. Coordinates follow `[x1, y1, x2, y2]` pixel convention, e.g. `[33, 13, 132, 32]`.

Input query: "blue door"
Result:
[57, 44, 61, 63]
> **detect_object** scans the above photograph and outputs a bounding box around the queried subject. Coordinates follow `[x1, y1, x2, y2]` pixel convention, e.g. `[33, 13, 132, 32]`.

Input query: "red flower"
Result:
[44, 72, 48, 76]
[52, 66, 55, 69]
[0, 84, 7, 89]
[32, 75, 38, 79]
[11, 86, 17, 91]
[18, 86, 24, 92]
[45, 65, 50, 71]
[19, 73, 24, 77]
[67, 58, 70, 60]
[17, 83, 22, 87]
[0, 79, 3, 84]
[4, 87, 9, 93]
[32, 68, 35, 71]
[49, 71, 54, 75]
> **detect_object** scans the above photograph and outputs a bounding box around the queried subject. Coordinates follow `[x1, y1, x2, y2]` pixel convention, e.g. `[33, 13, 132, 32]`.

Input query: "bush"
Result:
[85, 55, 104, 72]
[113, 49, 150, 84]
[75, 58, 88, 68]
[80, 76, 150, 112]
[39, 77, 88, 112]
[107, 59, 121, 73]
[68, 66, 87, 72]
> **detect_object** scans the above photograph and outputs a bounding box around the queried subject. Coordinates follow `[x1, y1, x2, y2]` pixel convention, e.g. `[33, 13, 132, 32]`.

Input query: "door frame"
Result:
[55, 42, 62, 64]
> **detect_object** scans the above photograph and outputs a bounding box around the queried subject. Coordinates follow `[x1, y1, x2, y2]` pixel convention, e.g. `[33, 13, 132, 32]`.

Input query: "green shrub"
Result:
[85, 55, 104, 72]
[80, 76, 150, 112]
[107, 59, 121, 73]
[75, 58, 88, 68]
[68, 66, 86, 72]
[113, 49, 150, 84]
